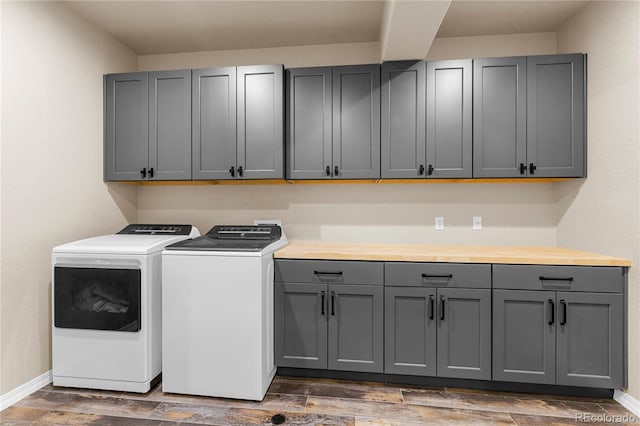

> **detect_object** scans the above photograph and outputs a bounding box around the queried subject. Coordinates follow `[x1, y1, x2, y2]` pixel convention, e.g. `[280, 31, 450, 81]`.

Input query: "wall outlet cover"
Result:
[435, 217, 445, 231]
[473, 216, 482, 230]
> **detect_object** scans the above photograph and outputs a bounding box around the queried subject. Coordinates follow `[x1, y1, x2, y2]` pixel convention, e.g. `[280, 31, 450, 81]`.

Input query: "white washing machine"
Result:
[162, 224, 287, 401]
[51, 224, 199, 393]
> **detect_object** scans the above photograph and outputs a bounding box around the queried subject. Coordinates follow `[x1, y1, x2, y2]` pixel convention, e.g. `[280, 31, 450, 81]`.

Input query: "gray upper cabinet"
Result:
[286, 64, 380, 180]
[381, 61, 426, 178]
[473, 57, 527, 178]
[192, 67, 237, 180]
[333, 65, 381, 179]
[105, 72, 149, 181]
[527, 54, 585, 177]
[286, 67, 332, 179]
[149, 70, 191, 180]
[193, 64, 283, 180]
[105, 70, 191, 181]
[426, 60, 473, 178]
[237, 65, 284, 179]
[474, 54, 585, 178]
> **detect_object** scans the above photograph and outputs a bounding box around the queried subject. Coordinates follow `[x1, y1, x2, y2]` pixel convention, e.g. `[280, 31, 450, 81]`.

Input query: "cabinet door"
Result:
[473, 57, 526, 178]
[328, 284, 383, 372]
[275, 282, 327, 369]
[149, 70, 191, 180]
[104, 72, 148, 181]
[556, 292, 623, 388]
[384, 287, 436, 376]
[192, 67, 237, 180]
[527, 54, 585, 177]
[426, 60, 472, 178]
[437, 288, 491, 380]
[493, 290, 556, 384]
[332, 65, 381, 179]
[237, 65, 284, 179]
[381, 61, 426, 179]
[286, 68, 333, 179]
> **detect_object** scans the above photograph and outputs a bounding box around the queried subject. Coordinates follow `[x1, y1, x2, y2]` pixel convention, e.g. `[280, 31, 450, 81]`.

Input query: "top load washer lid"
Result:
[52, 224, 200, 255]
[165, 225, 282, 252]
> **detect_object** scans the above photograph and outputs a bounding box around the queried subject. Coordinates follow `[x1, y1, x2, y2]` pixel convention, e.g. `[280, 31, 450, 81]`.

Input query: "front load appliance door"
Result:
[52, 256, 152, 392]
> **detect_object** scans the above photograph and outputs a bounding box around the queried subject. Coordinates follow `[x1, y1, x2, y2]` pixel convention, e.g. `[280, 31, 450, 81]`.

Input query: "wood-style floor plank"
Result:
[2, 375, 638, 425]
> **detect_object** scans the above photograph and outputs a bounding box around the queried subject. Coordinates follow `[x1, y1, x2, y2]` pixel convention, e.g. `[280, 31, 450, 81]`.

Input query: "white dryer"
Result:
[162, 225, 287, 400]
[51, 224, 199, 393]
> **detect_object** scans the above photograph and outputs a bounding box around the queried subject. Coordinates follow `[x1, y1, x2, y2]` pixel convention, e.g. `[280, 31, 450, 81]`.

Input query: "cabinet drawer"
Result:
[275, 260, 383, 286]
[493, 265, 624, 293]
[385, 262, 491, 288]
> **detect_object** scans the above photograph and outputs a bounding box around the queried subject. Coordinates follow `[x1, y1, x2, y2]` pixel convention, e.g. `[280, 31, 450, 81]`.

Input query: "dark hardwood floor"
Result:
[2, 375, 638, 425]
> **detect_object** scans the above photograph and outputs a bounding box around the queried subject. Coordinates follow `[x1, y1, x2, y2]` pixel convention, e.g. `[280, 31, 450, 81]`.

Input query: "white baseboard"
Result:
[0, 370, 52, 411]
[614, 389, 640, 418]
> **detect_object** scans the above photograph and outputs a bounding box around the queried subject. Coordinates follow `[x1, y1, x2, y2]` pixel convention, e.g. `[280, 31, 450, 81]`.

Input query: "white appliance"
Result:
[51, 224, 199, 393]
[162, 224, 287, 400]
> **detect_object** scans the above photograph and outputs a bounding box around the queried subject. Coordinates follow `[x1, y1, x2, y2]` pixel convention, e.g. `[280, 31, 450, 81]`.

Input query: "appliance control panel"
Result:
[206, 225, 282, 241]
[118, 224, 193, 235]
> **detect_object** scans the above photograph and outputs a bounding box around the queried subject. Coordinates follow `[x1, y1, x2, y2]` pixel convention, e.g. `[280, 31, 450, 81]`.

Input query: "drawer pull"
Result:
[548, 299, 555, 325]
[422, 273, 453, 279]
[560, 299, 567, 325]
[314, 271, 343, 276]
[428, 295, 435, 320]
[331, 291, 336, 316]
[539, 276, 573, 282]
[321, 291, 325, 316]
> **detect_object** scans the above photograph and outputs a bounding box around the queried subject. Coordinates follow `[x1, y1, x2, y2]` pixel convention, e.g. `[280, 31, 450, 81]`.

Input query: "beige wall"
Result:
[138, 42, 381, 71]
[0, 1, 138, 394]
[555, 1, 640, 398]
[137, 34, 558, 245]
[426, 32, 557, 60]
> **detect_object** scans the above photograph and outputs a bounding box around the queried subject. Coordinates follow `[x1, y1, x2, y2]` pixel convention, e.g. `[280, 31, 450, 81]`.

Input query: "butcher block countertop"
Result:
[274, 242, 632, 267]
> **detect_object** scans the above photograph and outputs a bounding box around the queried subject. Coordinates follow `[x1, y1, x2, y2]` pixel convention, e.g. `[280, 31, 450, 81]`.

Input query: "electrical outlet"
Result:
[435, 217, 445, 231]
[472, 216, 482, 230]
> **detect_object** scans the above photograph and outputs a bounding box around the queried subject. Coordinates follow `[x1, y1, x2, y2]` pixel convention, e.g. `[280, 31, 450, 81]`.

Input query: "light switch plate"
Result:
[472, 216, 482, 230]
[435, 217, 445, 231]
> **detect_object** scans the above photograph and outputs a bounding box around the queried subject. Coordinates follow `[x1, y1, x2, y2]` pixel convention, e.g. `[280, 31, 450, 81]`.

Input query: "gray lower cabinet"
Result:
[493, 290, 556, 384]
[556, 292, 623, 388]
[274, 282, 327, 369]
[473, 54, 585, 178]
[493, 265, 624, 388]
[193, 65, 283, 180]
[286, 65, 380, 179]
[384, 263, 491, 380]
[275, 260, 384, 373]
[105, 70, 191, 181]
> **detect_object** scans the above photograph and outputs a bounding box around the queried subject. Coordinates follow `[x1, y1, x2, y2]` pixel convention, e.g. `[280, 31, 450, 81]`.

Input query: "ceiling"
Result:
[62, 0, 590, 56]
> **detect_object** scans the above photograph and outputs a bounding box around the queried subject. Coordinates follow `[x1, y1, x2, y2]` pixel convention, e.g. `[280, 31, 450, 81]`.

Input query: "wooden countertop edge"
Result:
[274, 242, 632, 267]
